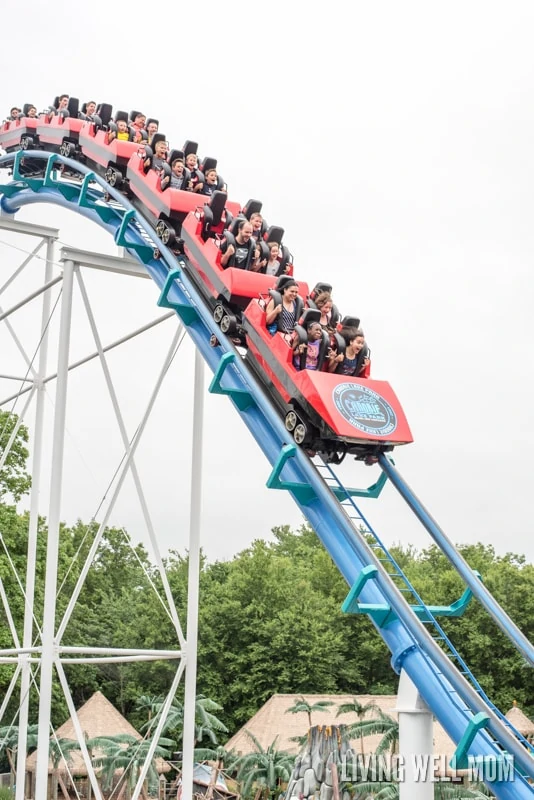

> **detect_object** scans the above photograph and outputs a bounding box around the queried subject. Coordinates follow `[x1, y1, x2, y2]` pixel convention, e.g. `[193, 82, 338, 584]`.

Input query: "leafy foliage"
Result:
[0, 411, 31, 502]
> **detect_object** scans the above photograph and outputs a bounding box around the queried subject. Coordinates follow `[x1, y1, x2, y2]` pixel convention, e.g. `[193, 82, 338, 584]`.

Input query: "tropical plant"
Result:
[48, 738, 80, 800]
[88, 733, 174, 796]
[336, 698, 382, 758]
[233, 731, 294, 800]
[135, 694, 164, 722]
[143, 694, 228, 745]
[285, 696, 334, 729]
[349, 781, 493, 799]
[0, 725, 39, 782]
[347, 708, 399, 756]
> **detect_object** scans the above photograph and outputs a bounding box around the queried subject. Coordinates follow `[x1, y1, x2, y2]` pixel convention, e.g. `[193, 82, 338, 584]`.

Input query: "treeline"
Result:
[0, 500, 533, 738]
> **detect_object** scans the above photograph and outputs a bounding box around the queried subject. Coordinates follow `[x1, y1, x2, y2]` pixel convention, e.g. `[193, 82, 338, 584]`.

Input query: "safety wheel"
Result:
[220, 314, 237, 335]
[153, 248, 161, 260]
[285, 410, 298, 432]
[60, 141, 73, 157]
[105, 166, 122, 188]
[213, 304, 225, 324]
[20, 137, 30, 151]
[293, 422, 308, 445]
[155, 220, 176, 246]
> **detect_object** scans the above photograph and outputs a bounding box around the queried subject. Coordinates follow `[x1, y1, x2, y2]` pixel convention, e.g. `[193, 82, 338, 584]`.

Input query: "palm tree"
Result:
[135, 694, 164, 723]
[233, 731, 294, 800]
[285, 696, 334, 729]
[48, 737, 80, 800]
[346, 708, 399, 757]
[0, 724, 39, 785]
[88, 733, 174, 799]
[142, 694, 228, 745]
[336, 698, 382, 759]
[349, 782, 492, 799]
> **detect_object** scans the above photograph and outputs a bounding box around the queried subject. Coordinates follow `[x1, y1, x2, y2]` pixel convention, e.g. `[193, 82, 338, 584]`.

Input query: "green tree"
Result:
[285, 696, 334, 729]
[89, 733, 174, 798]
[144, 694, 228, 746]
[348, 709, 399, 756]
[336, 698, 382, 758]
[0, 411, 31, 501]
[233, 731, 294, 800]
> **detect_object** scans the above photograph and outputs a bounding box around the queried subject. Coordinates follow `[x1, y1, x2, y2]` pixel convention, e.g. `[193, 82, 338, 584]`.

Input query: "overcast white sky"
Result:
[0, 1, 533, 574]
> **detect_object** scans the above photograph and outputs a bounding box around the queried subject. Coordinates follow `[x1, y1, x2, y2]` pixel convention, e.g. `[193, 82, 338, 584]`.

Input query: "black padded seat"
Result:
[168, 149, 185, 164]
[200, 155, 217, 172]
[201, 191, 229, 241]
[242, 198, 263, 218]
[263, 225, 284, 245]
[68, 97, 79, 118]
[146, 117, 159, 129]
[96, 104, 113, 127]
[129, 109, 144, 122]
[340, 315, 361, 329]
[115, 110, 129, 123]
[183, 140, 198, 157]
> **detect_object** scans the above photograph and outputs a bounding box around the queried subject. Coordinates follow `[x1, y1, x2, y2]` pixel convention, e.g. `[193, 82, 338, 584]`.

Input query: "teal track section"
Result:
[0, 152, 532, 797]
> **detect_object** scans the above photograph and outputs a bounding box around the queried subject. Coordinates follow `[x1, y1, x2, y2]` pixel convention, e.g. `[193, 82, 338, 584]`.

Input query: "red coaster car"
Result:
[242, 301, 413, 462]
[0, 116, 39, 153]
[181, 192, 293, 337]
[79, 119, 140, 187]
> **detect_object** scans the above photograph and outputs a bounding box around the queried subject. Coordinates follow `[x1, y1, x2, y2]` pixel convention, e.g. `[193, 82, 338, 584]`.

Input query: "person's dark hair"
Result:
[307, 321, 322, 333]
[340, 326, 364, 346]
[59, 94, 69, 102]
[281, 279, 298, 294]
[10, 106, 20, 115]
[315, 291, 332, 309]
[238, 219, 252, 232]
[171, 158, 184, 167]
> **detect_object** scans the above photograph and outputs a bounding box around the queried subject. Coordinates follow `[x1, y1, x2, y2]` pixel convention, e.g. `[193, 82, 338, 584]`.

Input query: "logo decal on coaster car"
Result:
[333, 383, 397, 436]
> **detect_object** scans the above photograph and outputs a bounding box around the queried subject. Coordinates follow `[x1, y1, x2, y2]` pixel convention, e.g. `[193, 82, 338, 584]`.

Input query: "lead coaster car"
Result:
[242, 299, 413, 462]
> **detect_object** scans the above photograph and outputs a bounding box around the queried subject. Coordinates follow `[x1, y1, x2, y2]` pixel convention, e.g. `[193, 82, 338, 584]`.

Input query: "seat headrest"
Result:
[201, 156, 217, 173]
[206, 191, 228, 226]
[150, 133, 167, 149]
[299, 308, 321, 328]
[115, 110, 129, 123]
[183, 140, 198, 157]
[168, 149, 185, 164]
[313, 282, 333, 296]
[341, 315, 360, 329]
[264, 225, 284, 245]
[243, 199, 263, 218]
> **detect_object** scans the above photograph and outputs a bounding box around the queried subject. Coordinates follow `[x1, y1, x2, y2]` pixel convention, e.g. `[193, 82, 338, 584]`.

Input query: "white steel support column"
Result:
[396, 669, 434, 800]
[35, 260, 75, 800]
[181, 350, 205, 800]
[15, 237, 55, 800]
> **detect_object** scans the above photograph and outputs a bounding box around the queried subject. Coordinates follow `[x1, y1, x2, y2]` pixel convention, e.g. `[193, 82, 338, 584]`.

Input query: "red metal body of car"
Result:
[181, 209, 290, 317]
[0, 117, 39, 152]
[242, 300, 413, 459]
[79, 121, 140, 179]
[36, 115, 85, 155]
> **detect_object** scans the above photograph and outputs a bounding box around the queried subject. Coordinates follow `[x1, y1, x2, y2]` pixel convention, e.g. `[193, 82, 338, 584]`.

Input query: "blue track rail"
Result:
[0, 151, 532, 797]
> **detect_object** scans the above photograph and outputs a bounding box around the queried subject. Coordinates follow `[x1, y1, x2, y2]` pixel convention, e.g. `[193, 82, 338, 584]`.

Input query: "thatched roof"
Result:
[27, 691, 169, 776]
[505, 702, 534, 736]
[225, 693, 458, 775]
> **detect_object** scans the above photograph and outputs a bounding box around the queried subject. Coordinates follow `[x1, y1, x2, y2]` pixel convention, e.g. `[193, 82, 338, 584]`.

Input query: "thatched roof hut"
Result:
[225, 693, 460, 777]
[505, 701, 534, 739]
[26, 691, 144, 777]
[26, 691, 170, 798]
